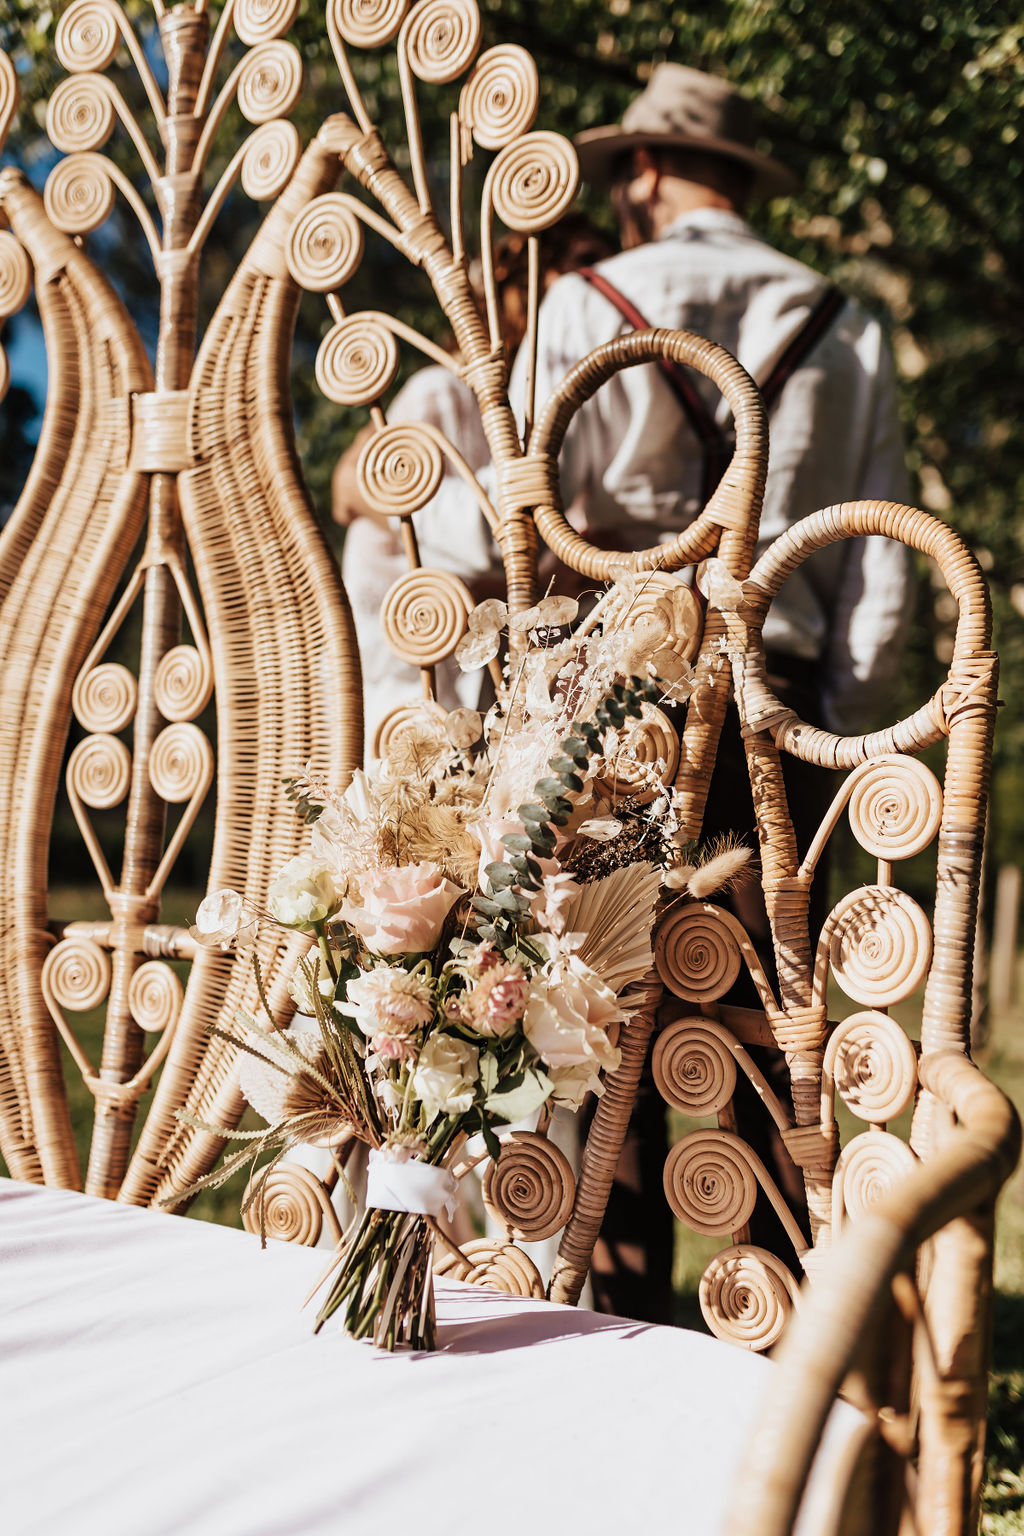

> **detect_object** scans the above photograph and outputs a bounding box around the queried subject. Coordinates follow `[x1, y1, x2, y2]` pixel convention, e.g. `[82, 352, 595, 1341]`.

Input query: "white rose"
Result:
[412, 1033, 480, 1122]
[268, 854, 341, 929]
[523, 955, 623, 1073]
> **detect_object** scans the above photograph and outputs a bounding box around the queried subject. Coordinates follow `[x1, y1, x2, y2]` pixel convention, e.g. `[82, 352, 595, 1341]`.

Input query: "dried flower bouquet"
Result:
[182, 579, 749, 1350]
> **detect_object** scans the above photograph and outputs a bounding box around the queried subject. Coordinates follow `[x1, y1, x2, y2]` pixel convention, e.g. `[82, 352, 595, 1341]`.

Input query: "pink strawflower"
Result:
[462, 962, 530, 1038]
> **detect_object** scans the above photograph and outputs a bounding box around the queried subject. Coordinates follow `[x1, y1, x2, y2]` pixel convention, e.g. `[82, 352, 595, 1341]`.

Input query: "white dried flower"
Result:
[192, 888, 259, 950]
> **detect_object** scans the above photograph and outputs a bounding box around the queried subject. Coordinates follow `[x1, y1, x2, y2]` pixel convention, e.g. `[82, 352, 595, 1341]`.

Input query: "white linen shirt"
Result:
[515, 207, 912, 734]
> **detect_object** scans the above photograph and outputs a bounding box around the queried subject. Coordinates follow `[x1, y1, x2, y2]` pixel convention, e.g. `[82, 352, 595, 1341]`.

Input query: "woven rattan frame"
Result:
[0, 7, 1019, 1533]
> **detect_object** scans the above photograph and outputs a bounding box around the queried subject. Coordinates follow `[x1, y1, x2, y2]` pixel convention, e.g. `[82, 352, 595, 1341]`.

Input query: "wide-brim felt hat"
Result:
[574, 63, 799, 203]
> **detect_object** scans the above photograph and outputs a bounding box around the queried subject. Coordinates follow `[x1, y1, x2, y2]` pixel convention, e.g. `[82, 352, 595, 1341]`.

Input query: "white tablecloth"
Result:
[0, 1178, 862, 1535]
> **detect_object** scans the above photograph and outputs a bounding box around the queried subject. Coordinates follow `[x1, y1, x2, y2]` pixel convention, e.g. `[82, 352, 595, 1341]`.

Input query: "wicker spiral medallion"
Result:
[829, 1010, 918, 1124]
[459, 44, 539, 150]
[652, 1018, 737, 1116]
[286, 194, 364, 292]
[241, 1164, 336, 1246]
[0, 230, 32, 318]
[128, 961, 183, 1034]
[829, 886, 932, 1006]
[663, 1129, 758, 1236]
[68, 733, 132, 809]
[330, 0, 411, 49]
[834, 1129, 917, 1225]
[699, 1244, 799, 1352]
[373, 698, 449, 759]
[46, 76, 115, 154]
[73, 663, 138, 734]
[488, 131, 579, 233]
[381, 569, 473, 667]
[154, 646, 213, 723]
[44, 153, 114, 234]
[481, 1130, 575, 1242]
[433, 1237, 544, 1298]
[55, 1, 120, 72]
[598, 705, 680, 798]
[242, 120, 301, 201]
[42, 937, 112, 1012]
[316, 315, 400, 406]
[403, 0, 482, 84]
[148, 723, 214, 804]
[234, 0, 301, 46]
[236, 41, 303, 124]
[655, 904, 743, 1003]
[846, 754, 943, 861]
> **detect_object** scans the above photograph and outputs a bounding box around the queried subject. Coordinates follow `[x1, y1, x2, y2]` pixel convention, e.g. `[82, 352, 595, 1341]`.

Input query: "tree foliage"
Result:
[3, 0, 1022, 854]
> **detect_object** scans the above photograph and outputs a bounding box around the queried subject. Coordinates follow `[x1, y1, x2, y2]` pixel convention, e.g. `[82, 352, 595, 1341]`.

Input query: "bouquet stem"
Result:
[315, 1206, 438, 1351]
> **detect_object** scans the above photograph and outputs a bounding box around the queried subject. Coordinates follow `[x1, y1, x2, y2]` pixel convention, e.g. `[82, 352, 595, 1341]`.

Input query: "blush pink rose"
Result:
[341, 862, 464, 956]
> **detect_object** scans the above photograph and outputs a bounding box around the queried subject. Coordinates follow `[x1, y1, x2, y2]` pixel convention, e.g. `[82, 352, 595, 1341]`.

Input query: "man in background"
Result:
[521, 64, 912, 1322]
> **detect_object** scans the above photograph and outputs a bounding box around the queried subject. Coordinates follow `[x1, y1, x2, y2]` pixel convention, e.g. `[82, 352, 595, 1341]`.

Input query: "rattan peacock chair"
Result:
[0, 4, 1018, 1533]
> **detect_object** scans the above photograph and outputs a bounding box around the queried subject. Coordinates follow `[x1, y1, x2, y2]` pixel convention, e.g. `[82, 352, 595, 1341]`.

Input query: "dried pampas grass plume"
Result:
[665, 836, 753, 900]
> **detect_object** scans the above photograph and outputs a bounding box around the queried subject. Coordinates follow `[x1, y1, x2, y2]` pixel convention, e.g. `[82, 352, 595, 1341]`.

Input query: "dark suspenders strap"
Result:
[577, 266, 727, 504]
[759, 285, 846, 408]
[575, 268, 846, 500]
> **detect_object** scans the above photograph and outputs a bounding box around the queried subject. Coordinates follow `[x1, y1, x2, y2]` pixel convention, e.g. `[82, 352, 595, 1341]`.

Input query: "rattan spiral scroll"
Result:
[655, 905, 743, 1003]
[834, 1129, 917, 1225]
[489, 131, 579, 234]
[699, 1244, 799, 1352]
[42, 937, 112, 1012]
[286, 194, 365, 292]
[433, 1237, 544, 1298]
[241, 120, 301, 201]
[330, 0, 410, 48]
[72, 662, 137, 734]
[236, 41, 304, 125]
[154, 646, 212, 723]
[829, 1010, 918, 1124]
[234, 0, 301, 46]
[404, 0, 481, 84]
[481, 1131, 575, 1242]
[373, 699, 449, 759]
[44, 154, 114, 235]
[0, 232, 32, 319]
[607, 574, 703, 680]
[46, 76, 115, 154]
[68, 734, 132, 809]
[599, 706, 679, 797]
[148, 723, 214, 805]
[829, 886, 933, 1007]
[663, 1129, 758, 1236]
[128, 961, 183, 1033]
[358, 424, 445, 515]
[380, 569, 473, 667]
[846, 754, 943, 861]
[242, 1164, 335, 1246]
[55, 0, 120, 73]
[316, 316, 400, 406]
[459, 45, 539, 150]
[652, 1018, 737, 1116]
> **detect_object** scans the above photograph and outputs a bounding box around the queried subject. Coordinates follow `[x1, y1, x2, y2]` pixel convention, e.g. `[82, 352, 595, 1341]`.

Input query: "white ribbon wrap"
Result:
[365, 1149, 458, 1221]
